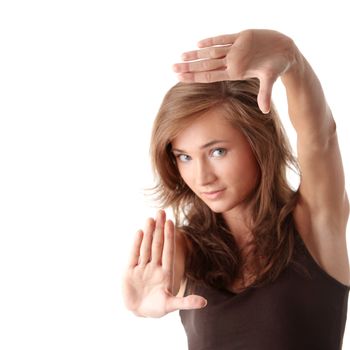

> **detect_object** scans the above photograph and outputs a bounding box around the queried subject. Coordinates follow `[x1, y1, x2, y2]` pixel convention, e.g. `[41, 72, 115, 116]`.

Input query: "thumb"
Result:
[257, 75, 275, 114]
[166, 295, 208, 313]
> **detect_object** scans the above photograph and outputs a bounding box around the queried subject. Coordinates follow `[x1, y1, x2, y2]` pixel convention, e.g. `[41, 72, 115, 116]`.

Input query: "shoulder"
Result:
[293, 198, 350, 287]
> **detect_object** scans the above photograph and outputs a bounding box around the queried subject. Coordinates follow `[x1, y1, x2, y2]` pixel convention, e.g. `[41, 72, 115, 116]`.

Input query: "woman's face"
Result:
[171, 107, 260, 215]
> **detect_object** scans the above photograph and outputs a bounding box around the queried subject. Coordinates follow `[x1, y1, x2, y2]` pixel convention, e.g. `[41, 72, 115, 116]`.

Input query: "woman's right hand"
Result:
[122, 210, 208, 318]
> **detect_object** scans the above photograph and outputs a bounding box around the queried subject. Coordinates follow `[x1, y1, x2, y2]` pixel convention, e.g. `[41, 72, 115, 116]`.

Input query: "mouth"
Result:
[201, 189, 225, 200]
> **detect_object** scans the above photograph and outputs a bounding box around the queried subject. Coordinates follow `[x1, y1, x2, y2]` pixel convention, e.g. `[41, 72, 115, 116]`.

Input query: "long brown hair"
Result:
[150, 78, 304, 292]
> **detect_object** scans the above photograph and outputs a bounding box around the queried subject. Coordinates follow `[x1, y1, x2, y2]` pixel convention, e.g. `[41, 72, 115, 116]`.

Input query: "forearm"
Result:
[280, 44, 336, 143]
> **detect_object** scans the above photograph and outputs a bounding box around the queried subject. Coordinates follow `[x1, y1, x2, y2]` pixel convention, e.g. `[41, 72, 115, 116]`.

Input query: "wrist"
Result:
[281, 41, 306, 83]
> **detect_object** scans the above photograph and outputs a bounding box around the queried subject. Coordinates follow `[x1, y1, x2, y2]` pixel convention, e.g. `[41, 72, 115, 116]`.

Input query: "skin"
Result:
[122, 29, 350, 318]
[121, 211, 207, 318]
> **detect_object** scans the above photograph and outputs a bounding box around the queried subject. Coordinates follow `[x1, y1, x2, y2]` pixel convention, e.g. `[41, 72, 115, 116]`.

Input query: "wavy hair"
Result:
[149, 79, 304, 292]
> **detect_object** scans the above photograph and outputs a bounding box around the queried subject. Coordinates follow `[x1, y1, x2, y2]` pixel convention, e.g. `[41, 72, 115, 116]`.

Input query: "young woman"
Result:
[122, 29, 350, 349]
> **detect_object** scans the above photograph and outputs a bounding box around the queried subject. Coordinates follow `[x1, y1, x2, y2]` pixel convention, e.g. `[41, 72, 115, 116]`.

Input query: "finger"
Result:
[173, 58, 226, 74]
[162, 219, 175, 272]
[257, 73, 276, 114]
[139, 218, 155, 265]
[178, 69, 229, 83]
[128, 230, 143, 268]
[166, 295, 208, 313]
[151, 210, 166, 265]
[180, 46, 230, 61]
[197, 33, 239, 48]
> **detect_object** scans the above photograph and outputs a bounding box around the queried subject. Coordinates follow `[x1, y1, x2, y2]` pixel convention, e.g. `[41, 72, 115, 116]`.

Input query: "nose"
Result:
[194, 158, 217, 187]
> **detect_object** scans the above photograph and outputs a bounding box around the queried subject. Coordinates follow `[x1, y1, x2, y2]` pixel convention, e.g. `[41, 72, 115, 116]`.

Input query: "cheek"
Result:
[179, 167, 193, 186]
[241, 158, 260, 186]
[226, 154, 259, 182]
[220, 155, 241, 178]
[178, 166, 197, 192]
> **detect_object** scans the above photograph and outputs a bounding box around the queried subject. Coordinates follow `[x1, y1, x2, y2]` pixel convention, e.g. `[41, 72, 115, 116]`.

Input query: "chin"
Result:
[205, 202, 234, 214]
[203, 195, 247, 214]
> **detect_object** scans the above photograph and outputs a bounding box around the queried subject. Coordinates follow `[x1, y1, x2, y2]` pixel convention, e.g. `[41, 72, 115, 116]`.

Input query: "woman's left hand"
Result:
[173, 29, 299, 114]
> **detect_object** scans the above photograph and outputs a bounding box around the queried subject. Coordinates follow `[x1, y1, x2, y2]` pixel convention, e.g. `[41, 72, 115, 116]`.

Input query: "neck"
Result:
[222, 203, 254, 249]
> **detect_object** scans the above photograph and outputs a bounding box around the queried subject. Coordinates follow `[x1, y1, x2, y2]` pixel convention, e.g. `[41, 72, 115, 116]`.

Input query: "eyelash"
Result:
[211, 148, 226, 157]
[175, 148, 227, 162]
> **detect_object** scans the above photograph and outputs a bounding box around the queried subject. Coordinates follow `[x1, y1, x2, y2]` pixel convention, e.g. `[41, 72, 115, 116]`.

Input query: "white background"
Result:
[0, 0, 349, 349]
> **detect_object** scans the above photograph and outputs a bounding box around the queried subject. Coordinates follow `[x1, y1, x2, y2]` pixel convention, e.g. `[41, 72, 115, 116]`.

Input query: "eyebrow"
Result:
[172, 140, 229, 153]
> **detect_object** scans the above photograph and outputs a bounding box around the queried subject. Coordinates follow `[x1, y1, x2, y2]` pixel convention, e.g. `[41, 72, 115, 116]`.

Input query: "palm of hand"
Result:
[123, 262, 174, 318]
[122, 211, 207, 318]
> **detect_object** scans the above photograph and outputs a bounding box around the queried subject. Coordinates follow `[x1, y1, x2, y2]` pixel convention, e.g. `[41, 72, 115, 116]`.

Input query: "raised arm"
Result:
[280, 50, 348, 234]
[280, 45, 349, 288]
[173, 29, 349, 285]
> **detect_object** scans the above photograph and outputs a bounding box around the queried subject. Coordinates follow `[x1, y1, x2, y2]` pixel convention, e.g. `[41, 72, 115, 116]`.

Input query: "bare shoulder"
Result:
[173, 227, 190, 297]
[293, 194, 350, 287]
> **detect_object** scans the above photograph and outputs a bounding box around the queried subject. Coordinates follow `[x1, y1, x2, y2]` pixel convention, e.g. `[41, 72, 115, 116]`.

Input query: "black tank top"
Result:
[179, 236, 349, 350]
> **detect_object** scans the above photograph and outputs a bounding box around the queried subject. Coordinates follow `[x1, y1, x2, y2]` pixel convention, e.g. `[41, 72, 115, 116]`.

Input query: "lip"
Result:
[201, 189, 225, 200]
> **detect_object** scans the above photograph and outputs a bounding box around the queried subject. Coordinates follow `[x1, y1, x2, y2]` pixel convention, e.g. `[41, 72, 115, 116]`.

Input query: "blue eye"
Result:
[211, 148, 226, 157]
[176, 154, 191, 162]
